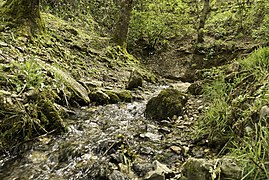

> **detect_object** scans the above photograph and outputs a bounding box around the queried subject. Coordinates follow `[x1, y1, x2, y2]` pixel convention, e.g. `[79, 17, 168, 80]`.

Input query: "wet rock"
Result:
[144, 160, 173, 180]
[181, 158, 242, 180]
[108, 170, 129, 180]
[145, 88, 188, 121]
[126, 69, 143, 90]
[132, 162, 154, 177]
[58, 142, 83, 162]
[187, 81, 203, 95]
[89, 90, 110, 105]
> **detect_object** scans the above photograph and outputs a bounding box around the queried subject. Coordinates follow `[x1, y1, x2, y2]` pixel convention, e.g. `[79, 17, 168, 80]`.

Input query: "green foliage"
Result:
[8, 59, 46, 93]
[198, 47, 269, 179]
[241, 47, 269, 73]
[0, 59, 66, 150]
[253, 13, 269, 41]
[129, 0, 193, 50]
[41, 0, 95, 32]
[196, 74, 232, 143]
[87, 0, 119, 35]
[231, 123, 269, 179]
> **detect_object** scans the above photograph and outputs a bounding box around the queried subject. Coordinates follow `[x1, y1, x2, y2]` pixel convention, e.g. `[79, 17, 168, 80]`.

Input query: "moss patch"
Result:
[116, 90, 133, 103]
[0, 89, 65, 151]
[145, 88, 188, 121]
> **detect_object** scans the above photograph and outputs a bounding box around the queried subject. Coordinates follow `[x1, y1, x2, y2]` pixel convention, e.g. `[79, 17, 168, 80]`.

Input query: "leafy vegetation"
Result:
[198, 47, 269, 179]
[2, 0, 269, 178]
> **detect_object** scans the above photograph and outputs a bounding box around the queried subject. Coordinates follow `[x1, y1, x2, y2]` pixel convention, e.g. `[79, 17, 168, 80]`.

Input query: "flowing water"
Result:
[0, 83, 195, 179]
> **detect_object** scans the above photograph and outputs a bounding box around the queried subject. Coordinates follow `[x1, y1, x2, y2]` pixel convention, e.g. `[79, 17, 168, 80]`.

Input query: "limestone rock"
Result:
[181, 158, 242, 180]
[37, 60, 90, 104]
[132, 163, 154, 177]
[260, 105, 269, 120]
[89, 90, 110, 105]
[126, 69, 143, 90]
[145, 88, 188, 121]
[220, 158, 242, 179]
[108, 170, 129, 180]
[144, 160, 173, 180]
[105, 91, 120, 104]
[181, 158, 212, 180]
[170, 82, 191, 93]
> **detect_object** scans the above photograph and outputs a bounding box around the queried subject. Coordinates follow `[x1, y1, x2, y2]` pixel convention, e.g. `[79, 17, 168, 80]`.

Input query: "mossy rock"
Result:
[89, 90, 110, 105]
[145, 88, 188, 121]
[37, 60, 90, 105]
[38, 91, 65, 132]
[0, 89, 66, 150]
[116, 90, 133, 103]
[105, 91, 120, 104]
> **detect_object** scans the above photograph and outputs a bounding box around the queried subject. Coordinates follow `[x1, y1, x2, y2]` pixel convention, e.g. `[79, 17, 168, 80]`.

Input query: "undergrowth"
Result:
[197, 47, 269, 179]
[0, 59, 66, 151]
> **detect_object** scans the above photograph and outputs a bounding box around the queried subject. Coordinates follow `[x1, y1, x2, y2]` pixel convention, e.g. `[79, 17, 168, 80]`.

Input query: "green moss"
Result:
[116, 90, 133, 103]
[0, 0, 44, 36]
[39, 96, 65, 132]
[37, 60, 90, 104]
[105, 46, 139, 64]
[145, 88, 188, 121]
[0, 88, 66, 151]
[105, 91, 120, 104]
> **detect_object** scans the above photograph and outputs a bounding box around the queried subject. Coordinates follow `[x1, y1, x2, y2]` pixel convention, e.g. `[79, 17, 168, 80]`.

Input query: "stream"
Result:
[0, 82, 203, 179]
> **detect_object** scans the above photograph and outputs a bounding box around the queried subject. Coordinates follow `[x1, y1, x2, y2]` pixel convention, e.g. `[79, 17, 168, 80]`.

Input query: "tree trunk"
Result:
[1, 0, 44, 36]
[197, 0, 210, 43]
[112, 0, 133, 48]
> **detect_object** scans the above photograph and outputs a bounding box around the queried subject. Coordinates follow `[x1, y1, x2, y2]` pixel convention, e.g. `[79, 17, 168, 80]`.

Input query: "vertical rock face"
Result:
[145, 88, 188, 121]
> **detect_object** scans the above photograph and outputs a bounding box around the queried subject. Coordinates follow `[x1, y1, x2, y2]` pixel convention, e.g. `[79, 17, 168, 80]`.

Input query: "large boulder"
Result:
[145, 88, 188, 121]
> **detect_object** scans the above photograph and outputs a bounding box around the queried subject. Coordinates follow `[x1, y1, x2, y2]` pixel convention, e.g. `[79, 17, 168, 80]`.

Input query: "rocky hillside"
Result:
[0, 12, 156, 151]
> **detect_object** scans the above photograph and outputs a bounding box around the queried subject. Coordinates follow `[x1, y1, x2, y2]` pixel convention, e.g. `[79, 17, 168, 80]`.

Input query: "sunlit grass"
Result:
[197, 47, 269, 179]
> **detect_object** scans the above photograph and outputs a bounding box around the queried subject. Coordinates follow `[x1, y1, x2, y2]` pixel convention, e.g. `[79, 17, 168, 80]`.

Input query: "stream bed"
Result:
[0, 83, 206, 179]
